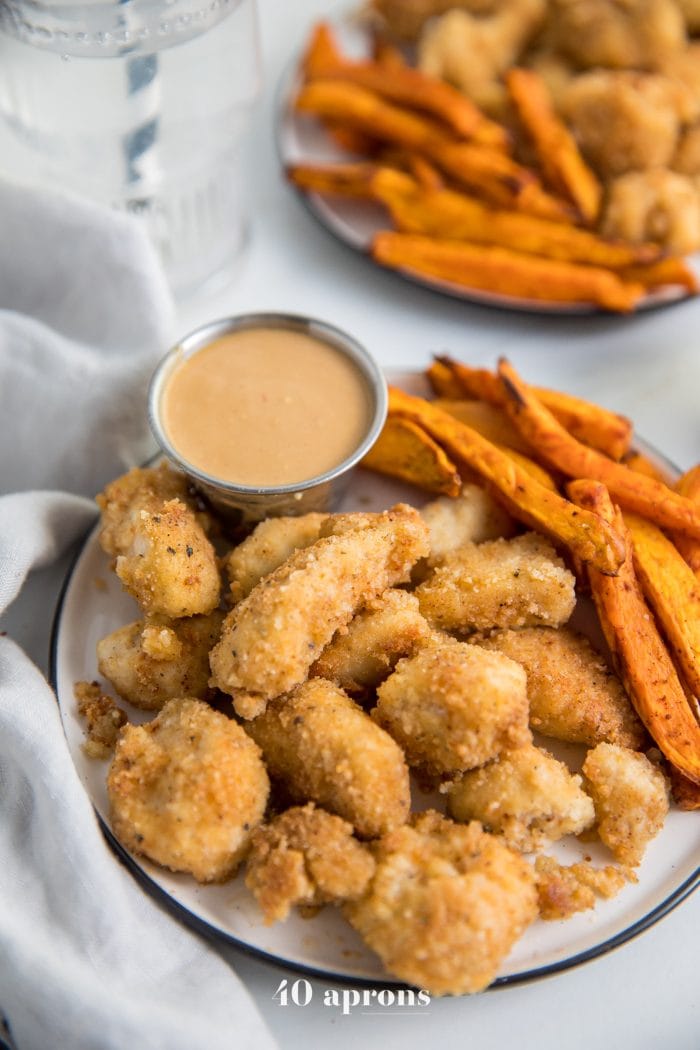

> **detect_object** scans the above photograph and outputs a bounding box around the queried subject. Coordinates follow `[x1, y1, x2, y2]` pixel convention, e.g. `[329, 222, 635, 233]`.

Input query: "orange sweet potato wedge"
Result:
[287, 162, 380, 198]
[569, 480, 700, 785]
[439, 357, 632, 459]
[498, 359, 700, 538]
[360, 415, 461, 496]
[425, 359, 465, 398]
[388, 386, 624, 574]
[673, 465, 700, 575]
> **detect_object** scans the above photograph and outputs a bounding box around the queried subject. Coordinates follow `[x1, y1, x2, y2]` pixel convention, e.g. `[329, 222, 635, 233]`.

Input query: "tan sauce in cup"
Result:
[161, 328, 373, 487]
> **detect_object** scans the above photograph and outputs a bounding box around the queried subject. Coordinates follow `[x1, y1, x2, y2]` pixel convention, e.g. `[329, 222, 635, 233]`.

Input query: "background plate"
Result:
[276, 20, 700, 317]
[51, 372, 700, 987]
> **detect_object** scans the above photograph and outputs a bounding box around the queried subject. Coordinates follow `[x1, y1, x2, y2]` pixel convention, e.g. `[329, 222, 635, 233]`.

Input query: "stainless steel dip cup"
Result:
[148, 312, 388, 524]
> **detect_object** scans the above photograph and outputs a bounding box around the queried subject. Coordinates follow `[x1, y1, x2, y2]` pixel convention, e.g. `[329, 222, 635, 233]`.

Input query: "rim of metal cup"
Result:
[148, 312, 388, 497]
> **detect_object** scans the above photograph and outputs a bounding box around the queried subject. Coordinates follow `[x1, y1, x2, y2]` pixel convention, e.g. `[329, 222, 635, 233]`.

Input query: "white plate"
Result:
[51, 372, 700, 988]
[275, 20, 700, 316]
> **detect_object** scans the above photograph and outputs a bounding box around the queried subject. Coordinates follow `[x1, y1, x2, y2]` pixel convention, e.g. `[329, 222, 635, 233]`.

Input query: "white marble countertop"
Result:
[3, 0, 699, 1045]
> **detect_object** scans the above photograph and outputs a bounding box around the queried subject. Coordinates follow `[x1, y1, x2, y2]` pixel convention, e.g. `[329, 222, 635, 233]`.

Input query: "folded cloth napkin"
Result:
[0, 180, 276, 1050]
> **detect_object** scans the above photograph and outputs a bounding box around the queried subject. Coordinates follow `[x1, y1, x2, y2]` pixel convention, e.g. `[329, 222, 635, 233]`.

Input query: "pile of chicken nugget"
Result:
[76, 358, 700, 997]
[288, 3, 700, 310]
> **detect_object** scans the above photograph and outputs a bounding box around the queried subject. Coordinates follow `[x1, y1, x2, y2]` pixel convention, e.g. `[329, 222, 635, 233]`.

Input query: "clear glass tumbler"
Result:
[0, 0, 261, 295]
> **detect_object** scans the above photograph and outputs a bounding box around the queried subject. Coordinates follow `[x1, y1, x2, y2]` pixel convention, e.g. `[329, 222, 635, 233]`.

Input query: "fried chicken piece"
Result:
[659, 43, 700, 124]
[562, 71, 684, 179]
[677, 0, 700, 31]
[601, 168, 700, 254]
[97, 611, 224, 711]
[477, 626, 645, 748]
[245, 804, 375, 924]
[446, 742, 595, 850]
[535, 855, 631, 920]
[549, 0, 686, 71]
[373, 641, 530, 775]
[97, 465, 221, 618]
[419, 1, 546, 117]
[246, 679, 411, 839]
[582, 743, 670, 866]
[371, 0, 499, 42]
[421, 483, 517, 567]
[74, 680, 127, 759]
[345, 811, 538, 995]
[226, 513, 328, 603]
[416, 532, 576, 633]
[309, 589, 430, 696]
[107, 697, 269, 883]
[673, 121, 700, 176]
[209, 505, 429, 717]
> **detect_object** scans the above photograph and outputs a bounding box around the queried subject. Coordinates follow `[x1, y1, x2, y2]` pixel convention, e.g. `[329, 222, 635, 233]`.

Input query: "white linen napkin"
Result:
[0, 179, 277, 1050]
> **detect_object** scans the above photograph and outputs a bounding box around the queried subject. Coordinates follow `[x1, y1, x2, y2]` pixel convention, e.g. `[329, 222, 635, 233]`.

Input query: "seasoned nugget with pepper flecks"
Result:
[416, 532, 575, 634]
[246, 679, 410, 839]
[373, 641, 530, 776]
[245, 804, 375, 924]
[310, 589, 430, 696]
[97, 611, 224, 711]
[107, 698, 269, 882]
[97, 463, 190, 556]
[345, 811, 538, 996]
[446, 742, 595, 851]
[226, 513, 327, 603]
[477, 626, 645, 748]
[210, 505, 429, 716]
[583, 743, 669, 866]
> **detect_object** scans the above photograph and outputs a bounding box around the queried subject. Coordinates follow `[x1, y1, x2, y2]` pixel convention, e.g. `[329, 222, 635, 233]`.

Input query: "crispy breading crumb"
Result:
[416, 532, 576, 633]
[583, 743, 670, 866]
[245, 804, 375, 924]
[477, 626, 645, 749]
[345, 811, 538, 996]
[74, 680, 127, 759]
[446, 742, 595, 850]
[373, 641, 530, 775]
[535, 855, 634, 921]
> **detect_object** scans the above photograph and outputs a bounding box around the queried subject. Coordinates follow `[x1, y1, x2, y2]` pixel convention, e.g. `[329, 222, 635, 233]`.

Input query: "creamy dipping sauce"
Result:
[161, 327, 373, 487]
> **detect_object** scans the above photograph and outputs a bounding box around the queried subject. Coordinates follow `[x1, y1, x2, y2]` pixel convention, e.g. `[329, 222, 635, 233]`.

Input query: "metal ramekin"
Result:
[148, 312, 388, 524]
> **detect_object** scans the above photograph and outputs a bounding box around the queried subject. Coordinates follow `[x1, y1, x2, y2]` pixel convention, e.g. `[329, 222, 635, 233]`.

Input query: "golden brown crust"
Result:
[74, 680, 127, 759]
[226, 513, 328, 603]
[107, 698, 269, 882]
[535, 855, 632, 920]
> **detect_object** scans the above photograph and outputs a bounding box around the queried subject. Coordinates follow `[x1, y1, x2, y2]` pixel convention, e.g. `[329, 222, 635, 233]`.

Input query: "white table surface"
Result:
[4, 0, 700, 1046]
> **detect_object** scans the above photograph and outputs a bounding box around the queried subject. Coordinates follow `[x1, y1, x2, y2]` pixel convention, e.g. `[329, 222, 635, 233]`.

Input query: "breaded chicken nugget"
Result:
[107, 698, 269, 882]
[245, 803, 375, 924]
[477, 626, 645, 748]
[416, 532, 575, 633]
[373, 641, 530, 775]
[535, 855, 630, 921]
[226, 513, 327, 603]
[549, 0, 686, 71]
[673, 121, 700, 177]
[582, 743, 669, 866]
[97, 611, 224, 711]
[97, 463, 190, 555]
[446, 742, 595, 850]
[421, 483, 517, 566]
[113, 499, 221, 618]
[602, 168, 700, 255]
[246, 679, 411, 839]
[310, 589, 430, 696]
[345, 811, 538, 995]
[209, 505, 429, 716]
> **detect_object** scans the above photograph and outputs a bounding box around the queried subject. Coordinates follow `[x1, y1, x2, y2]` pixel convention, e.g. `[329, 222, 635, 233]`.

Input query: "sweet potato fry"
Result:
[569, 480, 700, 785]
[407, 154, 444, 190]
[620, 258, 699, 294]
[372, 233, 645, 313]
[623, 511, 700, 698]
[506, 68, 602, 225]
[440, 357, 632, 460]
[324, 123, 380, 155]
[360, 415, 461, 496]
[673, 466, 700, 575]
[622, 450, 672, 485]
[370, 168, 660, 268]
[433, 399, 533, 454]
[388, 386, 624, 574]
[498, 359, 700, 539]
[287, 162, 380, 198]
[302, 22, 343, 80]
[373, 37, 407, 70]
[494, 446, 557, 491]
[425, 360, 464, 398]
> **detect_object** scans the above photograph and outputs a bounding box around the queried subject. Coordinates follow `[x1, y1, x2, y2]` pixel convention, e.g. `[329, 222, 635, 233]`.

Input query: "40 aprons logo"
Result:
[273, 978, 431, 1015]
